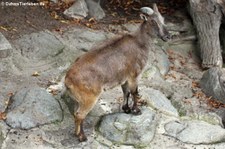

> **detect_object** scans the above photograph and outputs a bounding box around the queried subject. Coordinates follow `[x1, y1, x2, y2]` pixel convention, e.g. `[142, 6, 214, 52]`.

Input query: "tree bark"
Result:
[189, 0, 223, 69]
[218, 0, 225, 61]
[217, 0, 225, 15]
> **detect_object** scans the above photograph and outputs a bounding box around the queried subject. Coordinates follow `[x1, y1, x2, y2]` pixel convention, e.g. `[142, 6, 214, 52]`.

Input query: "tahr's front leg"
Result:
[131, 87, 141, 115]
[121, 81, 131, 114]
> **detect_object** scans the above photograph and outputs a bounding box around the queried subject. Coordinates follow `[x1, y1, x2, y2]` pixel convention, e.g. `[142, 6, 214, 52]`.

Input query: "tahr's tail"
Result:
[47, 75, 66, 96]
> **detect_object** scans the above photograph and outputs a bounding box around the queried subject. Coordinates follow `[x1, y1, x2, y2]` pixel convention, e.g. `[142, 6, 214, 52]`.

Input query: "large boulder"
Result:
[61, 27, 113, 52]
[12, 30, 73, 75]
[85, 0, 105, 20]
[140, 87, 178, 117]
[63, 0, 88, 19]
[141, 46, 170, 82]
[98, 107, 157, 147]
[165, 120, 225, 144]
[6, 87, 63, 129]
[14, 31, 65, 60]
[200, 67, 225, 103]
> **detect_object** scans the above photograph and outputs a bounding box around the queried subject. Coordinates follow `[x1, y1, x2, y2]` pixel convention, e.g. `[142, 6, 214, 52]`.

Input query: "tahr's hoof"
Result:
[122, 105, 131, 114]
[137, 93, 142, 99]
[131, 108, 142, 115]
[78, 133, 87, 142]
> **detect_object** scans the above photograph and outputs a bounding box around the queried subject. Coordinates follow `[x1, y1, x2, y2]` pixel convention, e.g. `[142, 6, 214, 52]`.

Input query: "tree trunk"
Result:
[218, 0, 225, 61]
[217, 0, 225, 15]
[189, 0, 223, 69]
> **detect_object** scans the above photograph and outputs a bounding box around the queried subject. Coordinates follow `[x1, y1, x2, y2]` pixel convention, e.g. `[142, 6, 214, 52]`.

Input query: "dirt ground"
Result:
[0, 0, 66, 40]
[0, 0, 187, 40]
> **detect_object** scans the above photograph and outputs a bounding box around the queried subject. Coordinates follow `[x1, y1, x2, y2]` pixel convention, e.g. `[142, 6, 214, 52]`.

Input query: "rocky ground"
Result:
[1, 1, 225, 149]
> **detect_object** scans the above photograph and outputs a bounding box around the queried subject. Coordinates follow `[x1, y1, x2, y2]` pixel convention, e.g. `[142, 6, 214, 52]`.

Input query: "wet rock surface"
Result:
[1, 10, 225, 148]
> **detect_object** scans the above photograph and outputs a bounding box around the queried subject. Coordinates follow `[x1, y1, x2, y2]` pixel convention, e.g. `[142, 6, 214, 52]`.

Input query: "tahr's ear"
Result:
[153, 3, 159, 14]
[140, 14, 148, 21]
[152, 3, 165, 25]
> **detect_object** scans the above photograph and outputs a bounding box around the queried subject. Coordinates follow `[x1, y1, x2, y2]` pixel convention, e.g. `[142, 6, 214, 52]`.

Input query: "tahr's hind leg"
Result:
[121, 81, 131, 114]
[74, 92, 99, 142]
[74, 110, 87, 142]
[135, 86, 142, 99]
[67, 85, 100, 142]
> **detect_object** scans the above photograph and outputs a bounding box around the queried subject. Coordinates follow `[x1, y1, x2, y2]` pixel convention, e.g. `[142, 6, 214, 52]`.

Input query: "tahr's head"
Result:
[140, 4, 171, 41]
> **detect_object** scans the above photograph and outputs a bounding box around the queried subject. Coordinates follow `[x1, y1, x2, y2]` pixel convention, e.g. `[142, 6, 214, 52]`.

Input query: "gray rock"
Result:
[140, 87, 178, 117]
[170, 81, 194, 117]
[50, 0, 58, 3]
[165, 120, 225, 144]
[200, 67, 225, 103]
[6, 87, 63, 129]
[172, 82, 193, 101]
[168, 42, 197, 60]
[111, 145, 135, 149]
[0, 32, 12, 58]
[78, 28, 108, 42]
[3, 97, 86, 149]
[14, 31, 65, 60]
[85, 0, 105, 20]
[0, 122, 9, 149]
[141, 66, 164, 82]
[98, 107, 157, 147]
[141, 47, 170, 82]
[166, 11, 194, 33]
[153, 46, 170, 75]
[61, 28, 112, 52]
[215, 107, 225, 127]
[146, 128, 225, 149]
[2, 128, 54, 149]
[64, 0, 88, 19]
[186, 112, 223, 127]
[122, 23, 140, 33]
[181, 66, 203, 80]
[170, 80, 193, 110]
[11, 30, 71, 75]
[90, 87, 123, 117]
[0, 95, 6, 113]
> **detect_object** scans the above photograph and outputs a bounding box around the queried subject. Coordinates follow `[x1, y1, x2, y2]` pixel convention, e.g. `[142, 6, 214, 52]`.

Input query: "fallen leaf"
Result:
[32, 71, 40, 77]
[117, 97, 123, 103]
[88, 17, 96, 24]
[60, 20, 69, 23]
[192, 81, 200, 88]
[7, 92, 14, 97]
[137, 98, 147, 106]
[0, 112, 6, 120]
[193, 91, 205, 98]
[85, 23, 92, 28]
[0, 26, 8, 31]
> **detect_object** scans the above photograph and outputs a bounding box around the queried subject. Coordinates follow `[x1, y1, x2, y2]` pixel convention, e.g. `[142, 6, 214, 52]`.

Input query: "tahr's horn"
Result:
[140, 7, 154, 15]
